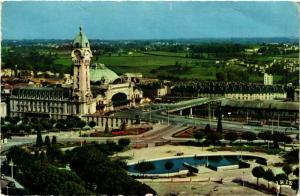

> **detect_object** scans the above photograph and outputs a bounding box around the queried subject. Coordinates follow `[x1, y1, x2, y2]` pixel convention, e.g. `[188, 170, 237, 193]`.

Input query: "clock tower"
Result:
[71, 25, 93, 102]
[70, 25, 96, 115]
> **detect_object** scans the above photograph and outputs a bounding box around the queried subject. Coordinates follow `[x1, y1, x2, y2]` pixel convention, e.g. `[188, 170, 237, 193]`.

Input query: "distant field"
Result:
[52, 50, 296, 82]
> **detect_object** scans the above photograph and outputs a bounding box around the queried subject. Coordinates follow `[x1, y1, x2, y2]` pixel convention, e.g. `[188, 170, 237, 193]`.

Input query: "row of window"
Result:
[16, 105, 64, 114]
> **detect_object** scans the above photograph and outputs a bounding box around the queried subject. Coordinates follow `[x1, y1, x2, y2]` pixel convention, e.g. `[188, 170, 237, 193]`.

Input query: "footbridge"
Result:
[166, 97, 224, 115]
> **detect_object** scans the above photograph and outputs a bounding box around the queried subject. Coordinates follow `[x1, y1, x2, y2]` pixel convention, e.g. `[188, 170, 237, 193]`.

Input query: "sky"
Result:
[2, 1, 299, 40]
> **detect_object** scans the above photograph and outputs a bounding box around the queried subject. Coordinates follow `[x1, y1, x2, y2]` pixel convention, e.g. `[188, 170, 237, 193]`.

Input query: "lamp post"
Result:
[149, 104, 152, 122]
[167, 111, 170, 126]
[9, 160, 14, 180]
[242, 171, 245, 187]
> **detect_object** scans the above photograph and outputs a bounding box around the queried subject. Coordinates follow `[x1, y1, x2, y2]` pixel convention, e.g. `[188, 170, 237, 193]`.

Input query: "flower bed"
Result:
[87, 126, 153, 137]
[172, 127, 202, 138]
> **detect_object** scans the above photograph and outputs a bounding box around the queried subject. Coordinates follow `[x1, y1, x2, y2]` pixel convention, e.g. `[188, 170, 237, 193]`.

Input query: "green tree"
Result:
[204, 124, 211, 134]
[293, 167, 299, 177]
[49, 119, 56, 125]
[224, 131, 238, 144]
[120, 121, 127, 132]
[60, 181, 86, 195]
[291, 179, 299, 193]
[275, 173, 288, 194]
[55, 122, 65, 130]
[104, 121, 109, 133]
[263, 169, 275, 189]
[283, 149, 299, 164]
[283, 165, 293, 182]
[52, 136, 57, 145]
[118, 138, 131, 148]
[135, 115, 140, 124]
[36, 129, 43, 147]
[283, 135, 293, 150]
[193, 131, 204, 143]
[216, 71, 227, 81]
[134, 161, 155, 176]
[44, 135, 51, 147]
[252, 166, 265, 185]
[216, 115, 223, 133]
[41, 120, 52, 130]
[258, 131, 272, 143]
[206, 131, 222, 147]
[241, 131, 256, 143]
[6, 146, 32, 168]
[77, 120, 86, 129]
[69, 145, 156, 195]
[88, 121, 96, 129]
[272, 131, 285, 149]
[46, 145, 63, 163]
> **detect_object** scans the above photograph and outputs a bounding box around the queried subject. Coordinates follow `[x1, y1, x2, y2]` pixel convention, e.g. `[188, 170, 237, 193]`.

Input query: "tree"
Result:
[275, 173, 288, 193]
[216, 115, 223, 133]
[216, 72, 227, 81]
[41, 120, 53, 130]
[134, 161, 155, 176]
[88, 121, 96, 129]
[118, 138, 131, 148]
[33, 123, 43, 132]
[55, 122, 65, 130]
[7, 146, 32, 168]
[49, 119, 56, 125]
[263, 169, 275, 189]
[36, 129, 43, 147]
[22, 117, 29, 124]
[258, 131, 272, 143]
[283, 148, 299, 164]
[283, 135, 293, 150]
[206, 132, 222, 147]
[104, 121, 109, 133]
[291, 179, 299, 193]
[224, 131, 238, 144]
[293, 167, 299, 177]
[77, 120, 86, 129]
[46, 145, 63, 163]
[193, 131, 204, 143]
[272, 131, 285, 149]
[69, 145, 156, 195]
[44, 135, 51, 147]
[52, 136, 57, 145]
[120, 121, 127, 132]
[135, 115, 140, 124]
[204, 124, 211, 134]
[241, 131, 256, 143]
[252, 166, 265, 185]
[283, 165, 293, 181]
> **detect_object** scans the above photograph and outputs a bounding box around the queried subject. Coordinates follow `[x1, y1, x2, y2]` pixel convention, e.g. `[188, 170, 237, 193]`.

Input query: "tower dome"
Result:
[73, 25, 90, 48]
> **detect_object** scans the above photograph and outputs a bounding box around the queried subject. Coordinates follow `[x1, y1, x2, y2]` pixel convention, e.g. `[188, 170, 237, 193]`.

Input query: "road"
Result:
[1, 124, 186, 153]
[2, 97, 298, 152]
[115, 100, 298, 134]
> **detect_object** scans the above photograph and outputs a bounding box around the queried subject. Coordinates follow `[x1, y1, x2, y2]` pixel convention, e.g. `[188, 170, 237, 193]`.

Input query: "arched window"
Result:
[75, 43, 79, 48]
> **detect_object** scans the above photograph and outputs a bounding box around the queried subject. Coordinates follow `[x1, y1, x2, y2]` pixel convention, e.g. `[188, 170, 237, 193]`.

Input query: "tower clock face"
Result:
[74, 50, 82, 60]
[83, 50, 91, 58]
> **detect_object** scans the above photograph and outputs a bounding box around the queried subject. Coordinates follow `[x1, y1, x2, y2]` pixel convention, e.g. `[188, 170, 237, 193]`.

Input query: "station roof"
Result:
[221, 99, 299, 111]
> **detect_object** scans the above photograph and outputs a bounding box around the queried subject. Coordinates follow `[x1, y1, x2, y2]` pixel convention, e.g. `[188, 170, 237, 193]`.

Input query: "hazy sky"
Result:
[3, 1, 299, 40]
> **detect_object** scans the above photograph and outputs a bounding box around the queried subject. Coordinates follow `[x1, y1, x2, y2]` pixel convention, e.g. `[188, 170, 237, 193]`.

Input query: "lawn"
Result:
[52, 50, 296, 82]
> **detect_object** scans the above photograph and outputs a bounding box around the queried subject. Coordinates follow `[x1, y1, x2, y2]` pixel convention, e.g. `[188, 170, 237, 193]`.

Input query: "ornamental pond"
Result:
[128, 155, 267, 175]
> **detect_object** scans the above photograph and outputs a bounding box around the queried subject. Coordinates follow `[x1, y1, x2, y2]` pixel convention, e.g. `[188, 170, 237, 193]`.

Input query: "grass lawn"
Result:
[52, 50, 296, 82]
